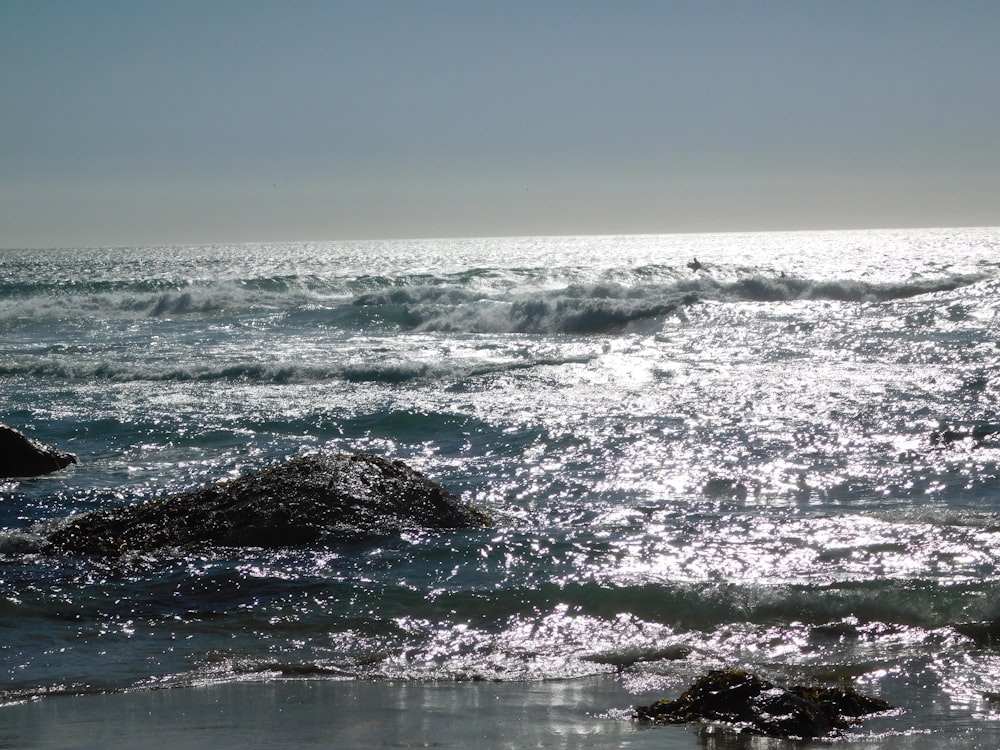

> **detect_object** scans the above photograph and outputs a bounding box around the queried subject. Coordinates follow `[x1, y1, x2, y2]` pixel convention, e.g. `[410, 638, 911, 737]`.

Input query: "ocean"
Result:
[2, 227, 1000, 747]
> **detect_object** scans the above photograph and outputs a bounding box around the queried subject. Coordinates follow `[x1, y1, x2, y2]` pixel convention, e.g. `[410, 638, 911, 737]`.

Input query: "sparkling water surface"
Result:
[2, 228, 1000, 743]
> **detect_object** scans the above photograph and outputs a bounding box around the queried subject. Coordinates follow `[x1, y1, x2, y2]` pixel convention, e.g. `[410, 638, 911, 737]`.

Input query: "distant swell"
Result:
[0, 355, 593, 385]
[0, 277, 351, 320]
[0, 361, 395, 385]
[718, 274, 984, 303]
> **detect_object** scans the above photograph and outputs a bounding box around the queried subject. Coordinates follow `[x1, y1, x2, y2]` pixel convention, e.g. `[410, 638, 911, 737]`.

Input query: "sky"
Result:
[2, 1, 999, 248]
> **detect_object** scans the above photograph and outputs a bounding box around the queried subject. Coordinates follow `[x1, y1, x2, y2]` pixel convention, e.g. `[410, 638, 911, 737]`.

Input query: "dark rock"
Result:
[45, 452, 490, 556]
[930, 424, 1000, 446]
[0, 422, 77, 479]
[789, 683, 892, 720]
[954, 620, 1000, 647]
[635, 668, 890, 740]
[930, 429, 964, 445]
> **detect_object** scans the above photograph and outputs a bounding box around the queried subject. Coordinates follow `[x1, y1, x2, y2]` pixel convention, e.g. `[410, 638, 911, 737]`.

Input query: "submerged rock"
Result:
[930, 423, 1000, 446]
[953, 620, 1000, 647]
[45, 452, 490, 556]
[0, 423, 77, 479]
[635, 668, 891, 740]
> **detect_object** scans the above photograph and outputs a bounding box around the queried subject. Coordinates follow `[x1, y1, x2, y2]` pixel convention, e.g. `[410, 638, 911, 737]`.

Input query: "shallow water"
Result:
[2, 228, 1000, 742]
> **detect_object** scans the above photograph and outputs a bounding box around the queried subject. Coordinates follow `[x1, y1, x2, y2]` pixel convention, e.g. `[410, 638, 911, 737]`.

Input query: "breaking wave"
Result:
[347, 273, 986, 334]
[0, 259, 985, 326]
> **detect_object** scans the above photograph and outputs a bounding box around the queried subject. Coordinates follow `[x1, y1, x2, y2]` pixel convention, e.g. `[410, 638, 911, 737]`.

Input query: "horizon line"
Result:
[3, 222, 998, 252]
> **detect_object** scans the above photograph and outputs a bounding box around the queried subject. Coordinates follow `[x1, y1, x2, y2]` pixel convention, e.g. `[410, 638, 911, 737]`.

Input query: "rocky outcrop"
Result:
[0, 423, 77, 479]
[635, 669, 891, 740]
[45, 452, 490, 556]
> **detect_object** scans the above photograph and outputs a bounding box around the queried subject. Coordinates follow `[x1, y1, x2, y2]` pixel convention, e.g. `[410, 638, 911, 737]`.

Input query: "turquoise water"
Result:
[2, 228, 1000, 742]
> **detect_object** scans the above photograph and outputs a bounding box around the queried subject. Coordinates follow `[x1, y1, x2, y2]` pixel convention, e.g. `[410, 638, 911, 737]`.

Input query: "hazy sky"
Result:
[3, 1, 999, 247]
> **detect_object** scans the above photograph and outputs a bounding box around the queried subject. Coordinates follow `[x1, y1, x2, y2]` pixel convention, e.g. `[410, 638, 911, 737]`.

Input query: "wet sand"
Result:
[1, 676, 702, 750]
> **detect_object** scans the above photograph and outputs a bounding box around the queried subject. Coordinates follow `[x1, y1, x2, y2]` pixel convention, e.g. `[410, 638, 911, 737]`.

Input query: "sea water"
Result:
[2, 228, 1000, 743]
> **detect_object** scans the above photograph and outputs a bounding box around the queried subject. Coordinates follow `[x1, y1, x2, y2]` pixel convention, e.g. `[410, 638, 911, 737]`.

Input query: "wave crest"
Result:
[723, 274, 984, 303]
[1, 261, 987, 333]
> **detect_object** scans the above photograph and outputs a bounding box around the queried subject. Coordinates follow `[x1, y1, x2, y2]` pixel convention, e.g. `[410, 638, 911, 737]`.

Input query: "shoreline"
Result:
[2, 675, 991, 750]
[2, 676, 702, 750]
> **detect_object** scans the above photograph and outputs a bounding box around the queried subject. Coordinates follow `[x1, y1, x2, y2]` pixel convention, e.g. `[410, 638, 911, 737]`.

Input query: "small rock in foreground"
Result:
[635, 668, 891, 739]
